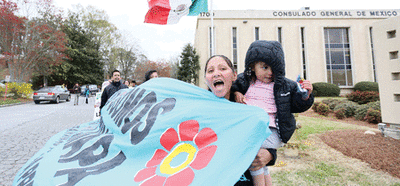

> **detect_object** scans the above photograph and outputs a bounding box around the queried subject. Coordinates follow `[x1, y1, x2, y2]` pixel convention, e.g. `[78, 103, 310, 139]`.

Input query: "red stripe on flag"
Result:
[147, 0, 170, 9]
[144, 6, 170, 25]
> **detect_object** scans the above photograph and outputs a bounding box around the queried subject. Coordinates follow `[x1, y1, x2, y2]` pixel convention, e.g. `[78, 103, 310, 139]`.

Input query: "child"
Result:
[232, 40, 314, 186]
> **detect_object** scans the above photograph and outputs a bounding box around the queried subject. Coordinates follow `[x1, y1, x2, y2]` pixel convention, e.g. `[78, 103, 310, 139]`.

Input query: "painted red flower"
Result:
[134, 120, 218, 186]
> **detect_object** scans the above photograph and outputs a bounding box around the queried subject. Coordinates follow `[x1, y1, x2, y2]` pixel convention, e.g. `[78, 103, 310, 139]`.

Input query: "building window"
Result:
[232, 27, 238, 69]
[387, 30, 396, 39]
[301, 27, 307, 79]
[392, 72, 400, 80]
[278, 27, 282, 43]
[324, 28, 353, 86]
[390, 51, 399, 60]
[370, 27, 377, 82]
[395, 94, 400, 102]
[209, 27, 215, 56]
[255, 27, 259, 41]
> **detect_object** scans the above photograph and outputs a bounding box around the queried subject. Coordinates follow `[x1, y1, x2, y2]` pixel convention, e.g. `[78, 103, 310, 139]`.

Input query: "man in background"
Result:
[100, 70, 128, 111]
[72, 83, 81, 105]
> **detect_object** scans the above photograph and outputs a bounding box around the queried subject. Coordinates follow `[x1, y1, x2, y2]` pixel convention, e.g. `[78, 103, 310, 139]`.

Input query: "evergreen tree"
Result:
[48, 13, 104, 87]
[177, 43, 200, 84]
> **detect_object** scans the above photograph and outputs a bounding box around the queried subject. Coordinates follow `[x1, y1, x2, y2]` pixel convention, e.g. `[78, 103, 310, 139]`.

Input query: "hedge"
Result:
[312, 82, 340, 97]
[346, 91, 379, 104]
[353, 81, 379, 92]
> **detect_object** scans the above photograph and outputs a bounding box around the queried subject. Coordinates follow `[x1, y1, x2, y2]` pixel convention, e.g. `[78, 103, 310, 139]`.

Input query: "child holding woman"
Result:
[232, 40, 314, 186]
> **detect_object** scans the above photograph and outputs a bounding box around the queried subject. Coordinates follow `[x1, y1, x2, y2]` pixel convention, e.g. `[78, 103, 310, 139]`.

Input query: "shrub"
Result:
[312, 82, 340, 97]
[355, 104, 369, 120]
[312, 102, 321, 112]
[316, 103, 330, 116]
[0, 86, 4, 95]
[10, 87, 20, 99]
[353, 81, 379, 92]
[367, 101, 381, 110]
[334, 108, 346, 119]
[333, 101, 358, 117]
[346, 91, 379, 104]
[2, 82, 33, 99]
[364, 108, 382, 124]
[322, 99, 345, 110]
[354, 101, 381, 121]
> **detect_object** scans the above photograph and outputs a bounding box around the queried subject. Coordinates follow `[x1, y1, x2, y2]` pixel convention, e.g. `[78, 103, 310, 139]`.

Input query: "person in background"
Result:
[129, 80, 137, 88]
[204, 55, 274, 186]
[100, 70, 128, 110]
[84, 85, 90, 104]
[232, 40, 314, 186]
[124, 80, 130, 87]
[144, 70, 158, 82]
[72, 83, 81, 106]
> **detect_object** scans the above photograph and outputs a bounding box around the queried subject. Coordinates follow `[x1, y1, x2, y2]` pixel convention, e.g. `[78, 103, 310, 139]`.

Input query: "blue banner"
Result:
[13, 78, 270, 186]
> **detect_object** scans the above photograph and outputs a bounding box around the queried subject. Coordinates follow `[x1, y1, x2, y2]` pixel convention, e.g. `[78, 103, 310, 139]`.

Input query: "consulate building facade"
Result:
[194, 8, 399, 95]
[372, 16, 400, 126]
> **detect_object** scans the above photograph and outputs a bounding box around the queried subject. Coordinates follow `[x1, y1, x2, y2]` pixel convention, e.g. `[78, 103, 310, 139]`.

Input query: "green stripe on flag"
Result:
[188, 0, 208, 16]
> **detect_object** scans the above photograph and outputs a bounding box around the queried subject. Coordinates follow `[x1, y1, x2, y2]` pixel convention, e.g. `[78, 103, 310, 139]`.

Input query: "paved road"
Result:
[0, 95, 95, 185]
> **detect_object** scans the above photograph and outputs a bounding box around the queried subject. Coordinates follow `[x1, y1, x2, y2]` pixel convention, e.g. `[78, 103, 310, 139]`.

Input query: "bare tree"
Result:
[0, 0, 67, 82]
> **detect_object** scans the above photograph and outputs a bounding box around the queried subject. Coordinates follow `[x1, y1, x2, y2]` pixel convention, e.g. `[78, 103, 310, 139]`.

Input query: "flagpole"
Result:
[210, 0, 214, 56]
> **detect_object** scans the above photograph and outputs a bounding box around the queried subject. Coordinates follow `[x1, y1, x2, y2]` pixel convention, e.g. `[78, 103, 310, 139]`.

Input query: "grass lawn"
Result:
[0, 97, 32, 106]
[271, 115, 400, 186]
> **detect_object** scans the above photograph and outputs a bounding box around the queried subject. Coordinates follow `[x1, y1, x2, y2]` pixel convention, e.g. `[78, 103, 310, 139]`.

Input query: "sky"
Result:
[52, 0, 400, 61]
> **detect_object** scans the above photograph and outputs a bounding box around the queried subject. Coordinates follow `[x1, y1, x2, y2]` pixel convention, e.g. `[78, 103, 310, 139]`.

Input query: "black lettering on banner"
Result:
[117, 89, 154, 129]
[58, 135, 114, 166]
[103, 90, 128, 118]
[120, 91, 156, 134]
[108, 89, 142, 119]
[110, 89, 142, 125]
[54, 151, 126, 186]
[16, 156, 43, 186]
[60, 122, 105, 158]
[130, 98, 176, 145]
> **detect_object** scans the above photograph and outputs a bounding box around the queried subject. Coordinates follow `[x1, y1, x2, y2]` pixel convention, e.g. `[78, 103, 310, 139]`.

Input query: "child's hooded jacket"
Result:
[232, 40, 314, 144]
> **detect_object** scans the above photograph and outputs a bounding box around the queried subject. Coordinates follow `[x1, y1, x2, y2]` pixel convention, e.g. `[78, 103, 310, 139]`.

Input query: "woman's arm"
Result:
[249, 148, 277, 171]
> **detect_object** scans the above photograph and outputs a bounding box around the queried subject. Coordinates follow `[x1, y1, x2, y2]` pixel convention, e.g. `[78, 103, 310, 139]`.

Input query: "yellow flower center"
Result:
[159, 143, 197, 175]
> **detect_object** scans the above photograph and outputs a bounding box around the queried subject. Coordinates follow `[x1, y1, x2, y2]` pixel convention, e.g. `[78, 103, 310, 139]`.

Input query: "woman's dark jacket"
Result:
[233, 40, 314, 171]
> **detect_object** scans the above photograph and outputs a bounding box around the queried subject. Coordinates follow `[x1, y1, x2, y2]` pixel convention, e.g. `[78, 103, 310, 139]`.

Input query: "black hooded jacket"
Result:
[100, 81, 128, 110]
[232, 40, 314, 144]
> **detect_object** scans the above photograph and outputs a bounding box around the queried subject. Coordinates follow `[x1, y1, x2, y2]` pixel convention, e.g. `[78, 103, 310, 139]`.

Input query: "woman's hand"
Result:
[249, 149, 272, 171]
[300, 80, 313, 100]
[234, 92, 246, 104]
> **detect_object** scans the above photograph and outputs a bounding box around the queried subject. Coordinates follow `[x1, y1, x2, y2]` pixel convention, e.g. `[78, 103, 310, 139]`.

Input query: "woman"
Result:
[204, 55, 275, 185]
[144, 70, 158, 82]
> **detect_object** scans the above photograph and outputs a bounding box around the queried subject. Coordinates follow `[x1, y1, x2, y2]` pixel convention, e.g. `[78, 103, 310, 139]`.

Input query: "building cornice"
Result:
[197, 9, 400, 19]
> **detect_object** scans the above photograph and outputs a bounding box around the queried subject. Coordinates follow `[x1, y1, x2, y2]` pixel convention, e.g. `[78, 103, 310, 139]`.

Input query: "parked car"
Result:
[33, 86, 71, 104]
[80, 84, 99, 96]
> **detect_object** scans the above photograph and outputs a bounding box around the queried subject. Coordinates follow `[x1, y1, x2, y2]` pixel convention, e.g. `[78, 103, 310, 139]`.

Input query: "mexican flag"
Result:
[145, 0, 208, 25]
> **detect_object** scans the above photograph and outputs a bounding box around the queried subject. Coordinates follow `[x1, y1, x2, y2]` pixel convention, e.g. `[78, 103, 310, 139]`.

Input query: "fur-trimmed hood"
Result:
[244, 40, 285, 84]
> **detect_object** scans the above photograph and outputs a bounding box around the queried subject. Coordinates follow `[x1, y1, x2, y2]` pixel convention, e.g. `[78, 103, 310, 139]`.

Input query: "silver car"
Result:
[33, 86, 71, 104]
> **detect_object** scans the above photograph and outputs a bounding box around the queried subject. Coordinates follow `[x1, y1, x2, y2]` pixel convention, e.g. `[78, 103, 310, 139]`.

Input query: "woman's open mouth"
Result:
[213, 80, 225, 89]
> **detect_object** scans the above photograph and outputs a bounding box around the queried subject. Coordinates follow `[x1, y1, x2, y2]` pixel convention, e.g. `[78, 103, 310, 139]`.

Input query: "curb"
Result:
[0, 101, 32, 108]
